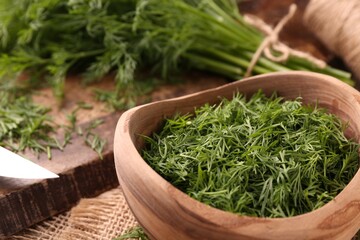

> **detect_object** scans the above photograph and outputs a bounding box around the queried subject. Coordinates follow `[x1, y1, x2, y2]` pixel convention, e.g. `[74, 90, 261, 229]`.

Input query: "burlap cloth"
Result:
[7, 187, 137, 240]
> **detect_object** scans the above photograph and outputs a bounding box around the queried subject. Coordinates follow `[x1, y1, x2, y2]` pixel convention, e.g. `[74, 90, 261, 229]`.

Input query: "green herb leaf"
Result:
[114, 226, 149, 240]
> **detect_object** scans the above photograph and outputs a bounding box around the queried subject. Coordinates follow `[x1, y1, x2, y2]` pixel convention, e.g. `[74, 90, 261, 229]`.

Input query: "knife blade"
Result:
[0, 146, 59, 179]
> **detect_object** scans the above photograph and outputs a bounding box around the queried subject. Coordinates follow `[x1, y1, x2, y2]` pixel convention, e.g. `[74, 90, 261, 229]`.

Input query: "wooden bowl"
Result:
[114, 71, 360, 240]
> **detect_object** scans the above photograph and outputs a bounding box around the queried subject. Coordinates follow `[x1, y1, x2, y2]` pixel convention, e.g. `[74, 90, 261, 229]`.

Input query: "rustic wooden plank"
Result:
[0, 113, 120, 237]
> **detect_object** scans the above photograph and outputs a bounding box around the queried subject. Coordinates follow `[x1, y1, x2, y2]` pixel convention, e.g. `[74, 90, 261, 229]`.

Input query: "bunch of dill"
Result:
[142, 91, 359, 217]
[0, 0, 138, 100]
[0, 0, 354, 103]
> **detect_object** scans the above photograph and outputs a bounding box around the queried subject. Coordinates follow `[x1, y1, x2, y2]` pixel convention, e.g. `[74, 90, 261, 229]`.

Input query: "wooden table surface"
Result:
[0, 0, 356, 237]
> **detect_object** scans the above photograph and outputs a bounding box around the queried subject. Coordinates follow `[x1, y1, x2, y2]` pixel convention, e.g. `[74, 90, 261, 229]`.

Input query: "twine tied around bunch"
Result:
[244, 4, 326, 77]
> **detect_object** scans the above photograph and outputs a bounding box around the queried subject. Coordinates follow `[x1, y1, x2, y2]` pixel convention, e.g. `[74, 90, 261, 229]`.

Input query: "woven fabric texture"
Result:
[8, 187, 137, 240]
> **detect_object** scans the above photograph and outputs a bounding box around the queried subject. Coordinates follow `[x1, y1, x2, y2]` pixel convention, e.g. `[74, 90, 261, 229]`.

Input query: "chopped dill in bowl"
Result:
[141, 90, 359, 218]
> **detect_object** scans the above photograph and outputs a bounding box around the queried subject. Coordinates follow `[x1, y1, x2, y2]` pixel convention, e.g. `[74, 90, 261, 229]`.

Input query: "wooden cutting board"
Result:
[0, 73, 228, 237]
[0, 0, 352, 237]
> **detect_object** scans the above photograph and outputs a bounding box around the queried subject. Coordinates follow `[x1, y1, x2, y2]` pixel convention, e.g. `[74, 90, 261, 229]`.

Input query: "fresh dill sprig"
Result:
[94, 77, 161, 110]
[65, 105, 107, 159]
[84, 131, 107, 159]
[0, 91, 62, 158]
[142, 91, 359, 218]
[114, 226, 149, 240]
[83, 119, 107, 159]
[66, 101, 94, 131]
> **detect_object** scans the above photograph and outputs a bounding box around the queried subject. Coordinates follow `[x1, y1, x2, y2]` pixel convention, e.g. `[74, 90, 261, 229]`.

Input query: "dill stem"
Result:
[285, 60, 353, 85]
[174, 1, 253, 44]
[242, 52, 292, 72]
[68, 49, 105, 60]
[183, 52, 243, 77]
[205, 0, 262, 43]
[319, 66, 353, 85]
[195, 47, 273, 74]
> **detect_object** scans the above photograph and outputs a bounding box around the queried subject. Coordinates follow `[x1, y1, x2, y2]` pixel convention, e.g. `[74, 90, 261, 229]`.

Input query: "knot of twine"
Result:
[244, 4, 326, 77]
[304, 0, 360, 80]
